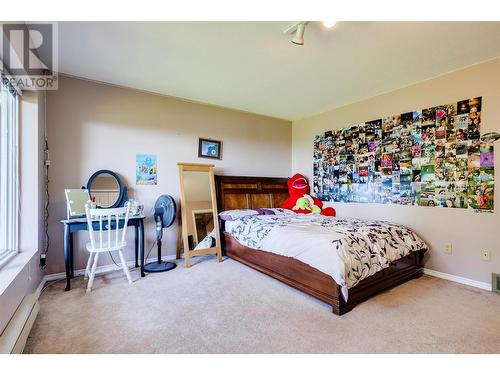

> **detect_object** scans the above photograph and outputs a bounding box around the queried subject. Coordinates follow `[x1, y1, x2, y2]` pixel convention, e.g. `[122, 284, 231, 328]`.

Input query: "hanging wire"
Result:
[42, 88, 50, 268]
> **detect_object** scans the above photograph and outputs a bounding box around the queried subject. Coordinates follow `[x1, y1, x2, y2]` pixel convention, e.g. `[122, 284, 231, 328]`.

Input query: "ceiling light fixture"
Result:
[291, 22, 306, 45]
[284, 21, 336, 46]
[322, 20, 337, 28]
[283, 21, 308, 46]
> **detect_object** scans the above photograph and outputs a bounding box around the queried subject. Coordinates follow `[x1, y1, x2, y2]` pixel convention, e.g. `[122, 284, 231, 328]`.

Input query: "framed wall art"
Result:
[198, 138, 222, 160]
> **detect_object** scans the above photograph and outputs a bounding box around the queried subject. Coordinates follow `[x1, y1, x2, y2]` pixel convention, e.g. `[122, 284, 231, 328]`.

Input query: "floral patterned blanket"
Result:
[224, 213, 427, 301]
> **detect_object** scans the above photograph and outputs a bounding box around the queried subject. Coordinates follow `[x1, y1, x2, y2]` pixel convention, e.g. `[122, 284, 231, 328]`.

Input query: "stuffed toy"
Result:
[282, 173, 336, 216]
[293, 196, 322, 214]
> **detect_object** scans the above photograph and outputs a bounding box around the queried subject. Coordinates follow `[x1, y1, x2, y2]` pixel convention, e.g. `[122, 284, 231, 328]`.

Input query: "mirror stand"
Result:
[177, 162, 222, 268]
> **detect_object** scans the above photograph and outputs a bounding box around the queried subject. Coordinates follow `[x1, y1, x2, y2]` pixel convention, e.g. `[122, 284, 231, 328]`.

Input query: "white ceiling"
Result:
[57, 22, 500, 120]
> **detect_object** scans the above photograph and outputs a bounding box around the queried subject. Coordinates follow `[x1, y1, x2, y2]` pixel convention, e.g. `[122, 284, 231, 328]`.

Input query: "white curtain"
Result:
[0, 77, 20, 268]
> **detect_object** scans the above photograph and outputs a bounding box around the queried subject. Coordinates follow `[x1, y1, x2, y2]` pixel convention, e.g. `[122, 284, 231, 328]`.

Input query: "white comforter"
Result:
[224, 213, 427, 300]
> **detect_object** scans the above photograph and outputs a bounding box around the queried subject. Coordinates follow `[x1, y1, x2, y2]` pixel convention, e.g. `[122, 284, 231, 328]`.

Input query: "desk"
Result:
[60, 214, 146, 291]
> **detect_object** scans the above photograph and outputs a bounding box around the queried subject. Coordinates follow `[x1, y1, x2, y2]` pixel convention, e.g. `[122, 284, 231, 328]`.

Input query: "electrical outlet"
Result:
[40, 253, 47, 268]
[481, 249, 491, 262]
[444, 243, 452, 254]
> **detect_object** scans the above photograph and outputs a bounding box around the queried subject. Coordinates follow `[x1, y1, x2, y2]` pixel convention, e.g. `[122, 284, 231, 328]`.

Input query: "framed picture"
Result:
[198, 138, 222, 159]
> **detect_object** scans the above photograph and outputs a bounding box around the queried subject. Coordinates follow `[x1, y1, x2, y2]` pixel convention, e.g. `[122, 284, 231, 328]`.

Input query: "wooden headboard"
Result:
[215, 175, 289, 212]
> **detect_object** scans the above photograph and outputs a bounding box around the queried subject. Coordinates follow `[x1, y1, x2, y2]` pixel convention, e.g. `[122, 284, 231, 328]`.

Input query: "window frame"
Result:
[0, 78, 20, 270]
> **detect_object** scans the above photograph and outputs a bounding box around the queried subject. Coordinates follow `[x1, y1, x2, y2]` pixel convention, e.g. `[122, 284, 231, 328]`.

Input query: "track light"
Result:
[283, 21, 308, 46]
[291, 22, 306, 45]
[284, 21, 335, 46]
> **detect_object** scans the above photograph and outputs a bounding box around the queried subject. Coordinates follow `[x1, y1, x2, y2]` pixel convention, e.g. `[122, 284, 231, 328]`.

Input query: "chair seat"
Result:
[86, 240, 127, 253]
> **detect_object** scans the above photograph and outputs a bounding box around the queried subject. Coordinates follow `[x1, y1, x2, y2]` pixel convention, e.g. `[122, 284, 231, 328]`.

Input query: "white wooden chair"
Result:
[84, 202, 132, 292]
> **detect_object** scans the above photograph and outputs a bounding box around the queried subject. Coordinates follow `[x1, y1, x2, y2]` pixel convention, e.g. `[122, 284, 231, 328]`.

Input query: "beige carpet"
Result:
[25, 256, 500, 354]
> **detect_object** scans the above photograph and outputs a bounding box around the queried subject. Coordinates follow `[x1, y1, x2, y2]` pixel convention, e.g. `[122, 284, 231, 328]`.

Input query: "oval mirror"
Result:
[87, 170, 123, 208]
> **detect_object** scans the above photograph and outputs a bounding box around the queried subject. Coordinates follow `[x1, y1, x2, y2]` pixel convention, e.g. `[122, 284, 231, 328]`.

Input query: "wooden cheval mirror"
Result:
[177, 163, 222, 267]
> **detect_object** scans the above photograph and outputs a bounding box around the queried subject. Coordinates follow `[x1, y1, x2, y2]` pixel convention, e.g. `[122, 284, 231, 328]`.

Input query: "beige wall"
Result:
[292, 58, 500, 284]
[46, 76, 291, 274]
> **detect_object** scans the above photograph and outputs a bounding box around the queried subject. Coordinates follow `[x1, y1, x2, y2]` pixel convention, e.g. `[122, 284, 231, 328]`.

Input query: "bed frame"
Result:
[215, 175, 427, 315]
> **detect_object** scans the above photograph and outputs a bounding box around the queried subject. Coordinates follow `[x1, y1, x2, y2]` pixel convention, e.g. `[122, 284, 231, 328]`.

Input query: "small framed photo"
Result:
[198, 138, 222, 159]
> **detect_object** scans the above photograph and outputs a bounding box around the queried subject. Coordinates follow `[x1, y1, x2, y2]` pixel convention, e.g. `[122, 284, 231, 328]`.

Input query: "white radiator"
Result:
[0, 293, 40, 354]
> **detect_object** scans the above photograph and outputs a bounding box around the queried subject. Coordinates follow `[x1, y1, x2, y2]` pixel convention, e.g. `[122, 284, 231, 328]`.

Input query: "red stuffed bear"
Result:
[281, 173, 336, 216]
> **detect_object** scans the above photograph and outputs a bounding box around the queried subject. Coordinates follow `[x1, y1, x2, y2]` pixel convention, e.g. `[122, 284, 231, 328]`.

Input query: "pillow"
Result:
[219, 209, 260, 221]
[194, 229, 216, 250]
[255, 208, 275, 215]
[256, 208, 295, 216]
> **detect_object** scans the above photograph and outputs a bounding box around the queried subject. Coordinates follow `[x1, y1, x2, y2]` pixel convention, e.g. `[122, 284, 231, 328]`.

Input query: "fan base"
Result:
[143, 261, 177, 273]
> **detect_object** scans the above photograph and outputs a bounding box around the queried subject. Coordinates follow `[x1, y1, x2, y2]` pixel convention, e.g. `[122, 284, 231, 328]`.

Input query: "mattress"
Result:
[224, 213, 428, 300]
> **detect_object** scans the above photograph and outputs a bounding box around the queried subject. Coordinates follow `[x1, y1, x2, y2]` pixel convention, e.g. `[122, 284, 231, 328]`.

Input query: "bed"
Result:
[215, 175, 428, 315]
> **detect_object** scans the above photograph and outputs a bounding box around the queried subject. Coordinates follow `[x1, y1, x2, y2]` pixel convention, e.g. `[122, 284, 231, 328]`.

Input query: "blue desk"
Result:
[60, 214, 146, 291]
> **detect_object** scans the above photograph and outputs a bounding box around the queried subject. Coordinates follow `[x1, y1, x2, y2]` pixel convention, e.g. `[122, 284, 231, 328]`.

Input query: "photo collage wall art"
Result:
[313, 97, 495, 211]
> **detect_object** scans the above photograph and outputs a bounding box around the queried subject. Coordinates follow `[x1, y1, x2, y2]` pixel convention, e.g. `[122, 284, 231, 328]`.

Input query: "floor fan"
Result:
[144, 195, 177, 272]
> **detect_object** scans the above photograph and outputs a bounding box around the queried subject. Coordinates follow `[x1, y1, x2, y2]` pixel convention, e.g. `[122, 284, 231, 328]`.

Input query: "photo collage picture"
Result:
[313, 97, 494, 211]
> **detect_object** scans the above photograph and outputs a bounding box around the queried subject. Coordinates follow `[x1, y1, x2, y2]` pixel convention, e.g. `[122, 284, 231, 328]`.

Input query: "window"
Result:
[0, 74, 19, 269]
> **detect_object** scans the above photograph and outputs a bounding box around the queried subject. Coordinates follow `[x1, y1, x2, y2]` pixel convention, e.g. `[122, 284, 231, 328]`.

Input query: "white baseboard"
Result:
[35, 254, 177, 296]
[423, 268, 492, 291]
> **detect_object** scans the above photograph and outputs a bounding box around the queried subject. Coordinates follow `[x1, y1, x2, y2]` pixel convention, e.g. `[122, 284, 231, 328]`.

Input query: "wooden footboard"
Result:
[223, 232, 426, 315]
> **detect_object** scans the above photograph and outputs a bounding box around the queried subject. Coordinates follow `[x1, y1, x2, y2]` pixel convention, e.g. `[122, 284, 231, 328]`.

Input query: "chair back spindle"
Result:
[85, 202, 131, 251]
